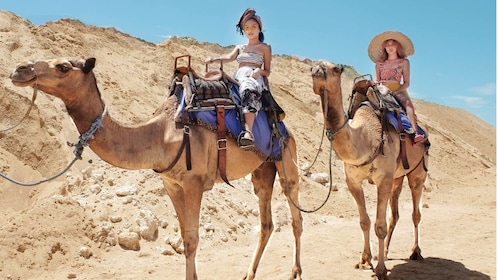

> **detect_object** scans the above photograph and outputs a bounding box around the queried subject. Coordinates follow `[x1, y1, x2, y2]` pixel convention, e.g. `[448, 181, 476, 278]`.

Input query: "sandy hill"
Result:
[0, 10, 495, 280]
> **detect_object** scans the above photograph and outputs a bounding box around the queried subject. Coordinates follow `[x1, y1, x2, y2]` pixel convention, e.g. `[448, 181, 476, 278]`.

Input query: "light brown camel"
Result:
[10, 57, 303, 280]
[310, 61, 428, 279]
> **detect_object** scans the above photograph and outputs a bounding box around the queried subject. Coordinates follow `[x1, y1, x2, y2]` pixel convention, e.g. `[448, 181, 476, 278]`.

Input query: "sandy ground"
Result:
[0, 10, 495, 280]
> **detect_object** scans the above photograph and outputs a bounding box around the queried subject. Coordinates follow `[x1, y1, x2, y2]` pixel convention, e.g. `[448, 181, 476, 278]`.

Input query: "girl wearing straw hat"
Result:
[368, 31, 424, 143]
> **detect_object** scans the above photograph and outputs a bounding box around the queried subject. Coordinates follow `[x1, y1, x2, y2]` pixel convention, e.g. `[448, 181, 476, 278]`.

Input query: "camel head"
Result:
[10, 57, 97, 101]
[310, 60, 343, 97]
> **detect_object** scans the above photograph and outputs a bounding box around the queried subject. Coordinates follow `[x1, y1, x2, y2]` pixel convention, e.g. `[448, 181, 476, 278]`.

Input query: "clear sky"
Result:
[2, 0, 496, 125]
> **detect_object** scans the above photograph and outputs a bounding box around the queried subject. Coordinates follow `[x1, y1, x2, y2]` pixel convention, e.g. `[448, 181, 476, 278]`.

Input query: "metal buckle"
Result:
[217, 139, 227, 150]
[183, 125, 190, 135]
[399, 132, 406, 141]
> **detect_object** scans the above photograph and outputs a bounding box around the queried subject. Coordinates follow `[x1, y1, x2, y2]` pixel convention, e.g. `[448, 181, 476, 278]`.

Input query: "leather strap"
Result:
[153, 125, 191, 173]
[397, 112, 410, 169]
[216, 105, 233, 187]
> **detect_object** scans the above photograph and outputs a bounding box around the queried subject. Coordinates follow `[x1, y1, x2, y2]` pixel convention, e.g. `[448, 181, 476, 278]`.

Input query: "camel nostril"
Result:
[16, 65, 34, 72]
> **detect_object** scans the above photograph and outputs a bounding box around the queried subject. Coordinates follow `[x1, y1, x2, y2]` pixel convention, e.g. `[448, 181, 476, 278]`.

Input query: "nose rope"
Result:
[0, 64, 38, 132]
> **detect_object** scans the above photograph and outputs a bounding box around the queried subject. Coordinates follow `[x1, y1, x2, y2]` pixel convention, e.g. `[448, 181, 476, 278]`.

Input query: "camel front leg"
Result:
[244, 162, 277, 280]
[346, 177, 373, 271]
[385, 176, 404, 259]
[277, 158, 303, 280]
[162, 178, 203, 280]
[373, 180, 393, 280]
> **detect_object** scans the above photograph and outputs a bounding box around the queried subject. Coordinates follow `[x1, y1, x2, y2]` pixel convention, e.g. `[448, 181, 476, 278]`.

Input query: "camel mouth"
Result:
[11, 76, 37, 87]
[10, 69, 37, 87]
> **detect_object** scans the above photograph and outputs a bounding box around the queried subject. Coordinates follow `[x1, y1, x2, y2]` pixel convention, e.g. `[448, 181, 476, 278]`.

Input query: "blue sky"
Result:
[3, 0, 496, 125]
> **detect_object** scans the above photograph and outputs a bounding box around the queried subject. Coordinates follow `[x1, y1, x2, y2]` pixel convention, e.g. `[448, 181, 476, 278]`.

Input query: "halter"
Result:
[0, 106, 108, 186]
[325, 114, 348, 142]
[320, 86, 349, 142]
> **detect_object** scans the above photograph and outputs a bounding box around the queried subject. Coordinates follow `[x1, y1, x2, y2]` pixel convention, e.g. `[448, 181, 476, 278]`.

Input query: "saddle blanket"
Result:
[387, 112, 427, 138]
[177, 84, 288, 158]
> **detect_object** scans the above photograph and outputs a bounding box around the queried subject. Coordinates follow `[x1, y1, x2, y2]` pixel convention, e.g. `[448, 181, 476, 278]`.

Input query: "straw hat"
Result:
[368, 31, 414, 62]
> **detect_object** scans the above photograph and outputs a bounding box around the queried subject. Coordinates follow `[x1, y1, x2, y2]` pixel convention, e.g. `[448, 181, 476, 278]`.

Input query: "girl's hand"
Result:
[252, 68, 261, 79]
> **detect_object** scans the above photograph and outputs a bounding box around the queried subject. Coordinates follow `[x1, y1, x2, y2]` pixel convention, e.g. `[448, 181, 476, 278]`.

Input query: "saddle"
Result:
[173, 55, 239, 110]
[168, 55, 286, 186]
[349, 74, 411, 169]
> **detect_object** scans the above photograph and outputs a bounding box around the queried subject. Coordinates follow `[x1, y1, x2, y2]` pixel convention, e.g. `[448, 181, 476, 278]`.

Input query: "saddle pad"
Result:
[387, 112, 427, 137]
[177, 85, 288, 158]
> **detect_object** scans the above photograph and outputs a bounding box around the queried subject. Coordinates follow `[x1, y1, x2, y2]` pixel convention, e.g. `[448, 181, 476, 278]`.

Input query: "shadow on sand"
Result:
[388, 257, 491, 280]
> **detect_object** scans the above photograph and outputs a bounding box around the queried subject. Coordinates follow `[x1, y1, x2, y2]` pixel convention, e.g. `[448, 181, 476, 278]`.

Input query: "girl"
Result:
[368, 31, 424, 143]
[206, 8, 271, 148]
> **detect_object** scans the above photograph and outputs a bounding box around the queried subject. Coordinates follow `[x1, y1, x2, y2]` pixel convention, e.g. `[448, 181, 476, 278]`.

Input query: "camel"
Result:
[9, 57, 303, 280]
[310, 61, 428, 279]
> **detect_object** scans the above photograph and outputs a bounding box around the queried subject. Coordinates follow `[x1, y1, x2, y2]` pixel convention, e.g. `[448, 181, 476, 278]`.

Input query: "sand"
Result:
[0, 10, 495, 280]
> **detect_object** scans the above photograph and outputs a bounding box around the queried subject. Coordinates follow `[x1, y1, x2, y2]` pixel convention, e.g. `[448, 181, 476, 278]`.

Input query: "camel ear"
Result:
[335, 64, 344, 73]
[82, 58, 96, 73]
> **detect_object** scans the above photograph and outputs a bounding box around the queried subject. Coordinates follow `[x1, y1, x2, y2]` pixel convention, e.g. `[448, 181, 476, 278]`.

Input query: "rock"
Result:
[136, 210, 158, 241]
[310, 173, 329, 184]
[115, 183, 137, 197]
[118, 232, 140, 251]
[79, 246, 92, 259]
[159, 217, 169, 229]
[89, 184, 102, 195]
[166, 235, 184, 254]
[110, 215, 122, 223]
[220, 233, 228, 242]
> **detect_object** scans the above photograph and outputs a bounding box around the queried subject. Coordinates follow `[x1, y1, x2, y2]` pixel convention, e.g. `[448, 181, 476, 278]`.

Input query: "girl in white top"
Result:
[206, 8, 272, 148]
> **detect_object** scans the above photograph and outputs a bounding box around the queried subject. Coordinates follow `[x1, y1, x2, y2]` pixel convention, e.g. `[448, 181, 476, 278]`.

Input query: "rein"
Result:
[1, 86, 38, 132]
[0, 107, 108, 186]
[280, 89, 334, 213]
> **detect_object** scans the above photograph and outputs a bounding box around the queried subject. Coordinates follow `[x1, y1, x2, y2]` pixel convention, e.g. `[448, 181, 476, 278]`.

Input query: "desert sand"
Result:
[0, 10, 495, 280]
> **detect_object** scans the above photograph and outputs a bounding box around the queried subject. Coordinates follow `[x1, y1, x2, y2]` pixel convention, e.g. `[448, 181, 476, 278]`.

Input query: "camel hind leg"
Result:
[406, 160, 427, 261]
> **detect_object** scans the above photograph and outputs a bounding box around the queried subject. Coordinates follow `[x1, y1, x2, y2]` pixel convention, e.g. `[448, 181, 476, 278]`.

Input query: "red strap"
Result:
[216, 105, 233, 187]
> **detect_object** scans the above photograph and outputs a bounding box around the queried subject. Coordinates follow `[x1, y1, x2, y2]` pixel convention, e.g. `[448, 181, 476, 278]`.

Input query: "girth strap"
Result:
[216, 104, 234, 187]
[397, 112, 410, 169]
[152, 125, 191, 173]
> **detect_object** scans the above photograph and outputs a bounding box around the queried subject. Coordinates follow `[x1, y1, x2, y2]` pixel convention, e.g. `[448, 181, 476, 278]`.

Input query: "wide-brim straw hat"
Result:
[368, 31, 414, 62]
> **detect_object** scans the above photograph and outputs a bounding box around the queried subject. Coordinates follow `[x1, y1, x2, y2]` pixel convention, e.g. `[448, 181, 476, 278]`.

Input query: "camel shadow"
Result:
[388, 257, 491, 280]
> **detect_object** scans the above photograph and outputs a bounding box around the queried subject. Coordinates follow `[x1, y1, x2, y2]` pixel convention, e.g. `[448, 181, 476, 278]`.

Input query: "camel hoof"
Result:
[289, 266, 302, 280]
[354, 262, 373, 271]
[374, 272, 388, 280]
[409, 251, 424, 261]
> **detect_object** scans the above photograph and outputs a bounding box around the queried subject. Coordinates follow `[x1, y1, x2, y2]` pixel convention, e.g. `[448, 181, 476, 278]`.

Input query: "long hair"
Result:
[379, 39, 407, 62]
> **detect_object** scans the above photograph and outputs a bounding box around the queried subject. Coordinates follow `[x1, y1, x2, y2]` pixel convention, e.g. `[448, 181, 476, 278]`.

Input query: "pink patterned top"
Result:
[377, 58, 406, 82]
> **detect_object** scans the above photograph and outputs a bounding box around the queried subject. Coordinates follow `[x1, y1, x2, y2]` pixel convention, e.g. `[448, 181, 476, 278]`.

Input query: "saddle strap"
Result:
[397, 112, 410, 169]
[153, 125, 192, 173]
[216, 105, 234, 187]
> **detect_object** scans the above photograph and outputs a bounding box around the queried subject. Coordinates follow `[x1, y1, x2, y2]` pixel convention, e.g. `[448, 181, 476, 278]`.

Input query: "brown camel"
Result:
[310, 61, 428, 279]
[10, 57, 303, 280]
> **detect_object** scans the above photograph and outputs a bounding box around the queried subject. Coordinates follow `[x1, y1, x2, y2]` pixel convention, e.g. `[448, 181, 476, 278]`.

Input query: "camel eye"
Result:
[57, 64, 71, 73]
